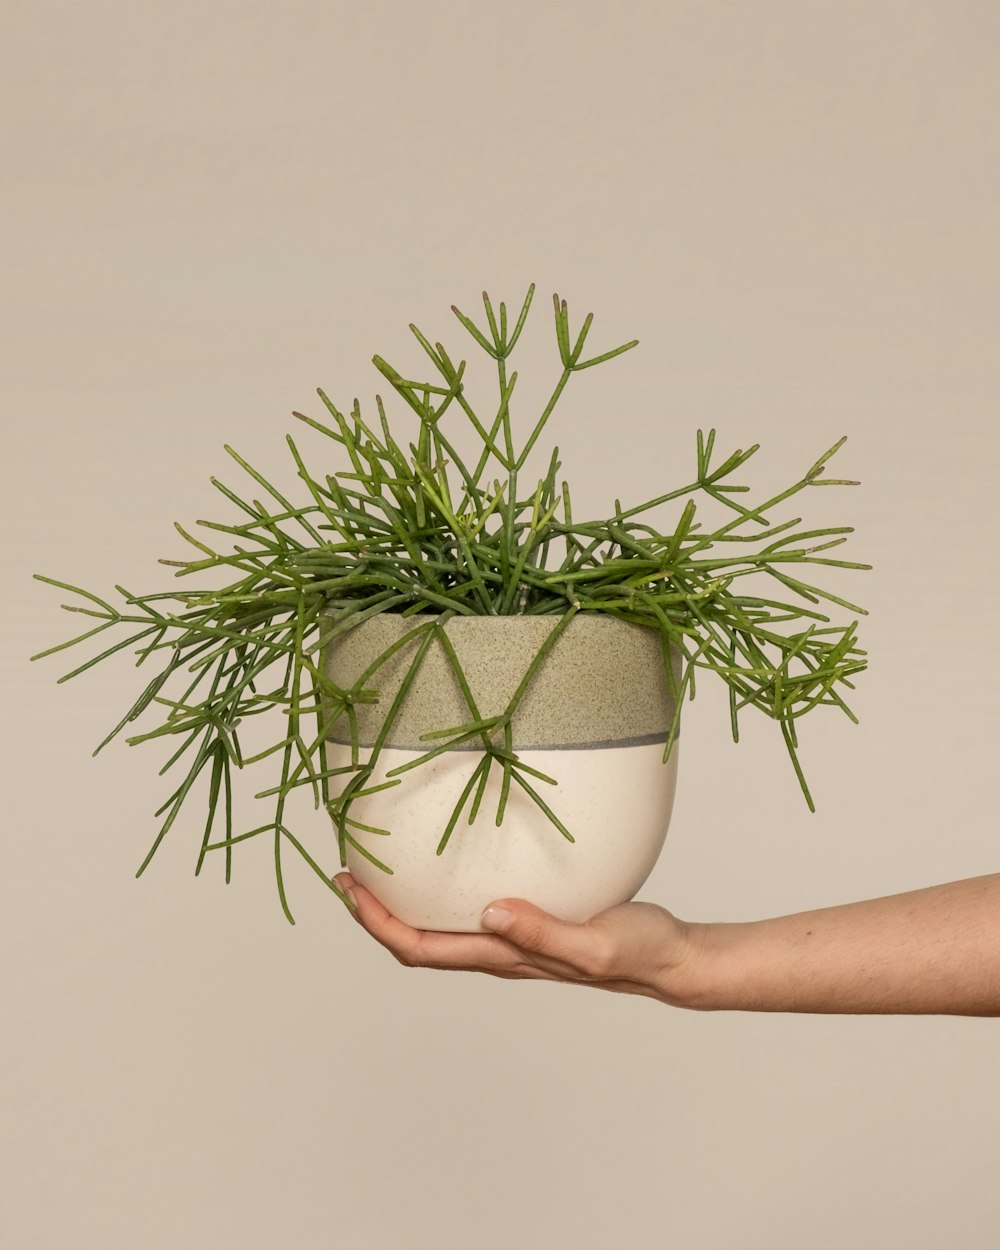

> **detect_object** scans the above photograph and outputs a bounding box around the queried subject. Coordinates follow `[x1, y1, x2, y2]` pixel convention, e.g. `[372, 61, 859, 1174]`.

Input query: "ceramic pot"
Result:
[321, 613, 682, 932]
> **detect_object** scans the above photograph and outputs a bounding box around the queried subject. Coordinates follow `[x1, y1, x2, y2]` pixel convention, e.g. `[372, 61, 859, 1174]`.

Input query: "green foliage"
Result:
[32, 286, 870, 922]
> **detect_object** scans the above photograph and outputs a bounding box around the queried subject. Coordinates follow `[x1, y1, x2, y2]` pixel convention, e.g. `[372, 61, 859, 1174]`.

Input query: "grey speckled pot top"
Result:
[321, 613, 682, 750]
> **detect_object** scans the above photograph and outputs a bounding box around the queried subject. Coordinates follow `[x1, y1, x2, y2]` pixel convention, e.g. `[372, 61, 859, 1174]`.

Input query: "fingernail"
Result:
[481, 906, 514, 934]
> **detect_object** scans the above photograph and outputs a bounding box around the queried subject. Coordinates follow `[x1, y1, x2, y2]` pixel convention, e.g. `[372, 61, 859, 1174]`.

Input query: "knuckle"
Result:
[581, 938, 615, 980]
[518, 920, 549, 952]
[400, 934, 441, 969]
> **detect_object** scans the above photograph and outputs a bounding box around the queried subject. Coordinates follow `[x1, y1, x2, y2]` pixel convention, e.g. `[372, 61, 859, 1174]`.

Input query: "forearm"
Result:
[675, 873, 1000, 1015]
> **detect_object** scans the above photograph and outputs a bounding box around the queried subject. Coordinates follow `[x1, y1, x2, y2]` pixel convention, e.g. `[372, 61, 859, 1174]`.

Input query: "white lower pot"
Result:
[322, 613, 682, 932]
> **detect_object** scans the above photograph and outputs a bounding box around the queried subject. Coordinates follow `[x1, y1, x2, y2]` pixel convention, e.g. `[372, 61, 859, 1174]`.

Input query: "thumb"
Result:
[480, 899, 595, 965]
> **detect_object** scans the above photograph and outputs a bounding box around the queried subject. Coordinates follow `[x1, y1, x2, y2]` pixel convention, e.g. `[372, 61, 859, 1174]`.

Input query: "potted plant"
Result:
[32, 286, 870, 929]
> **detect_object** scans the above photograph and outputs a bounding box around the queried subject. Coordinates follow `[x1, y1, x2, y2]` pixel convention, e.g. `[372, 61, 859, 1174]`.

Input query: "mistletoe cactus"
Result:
[32, 285, 870, 922]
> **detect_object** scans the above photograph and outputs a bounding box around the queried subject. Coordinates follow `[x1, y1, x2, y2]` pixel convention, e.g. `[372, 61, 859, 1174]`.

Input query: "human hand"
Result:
[334, 871, 704, 1006]
[338, 871, 1000, 1016]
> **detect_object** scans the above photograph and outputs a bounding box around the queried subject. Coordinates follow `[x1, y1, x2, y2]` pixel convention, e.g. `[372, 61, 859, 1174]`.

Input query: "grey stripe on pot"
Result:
[320, 612, 682, 751]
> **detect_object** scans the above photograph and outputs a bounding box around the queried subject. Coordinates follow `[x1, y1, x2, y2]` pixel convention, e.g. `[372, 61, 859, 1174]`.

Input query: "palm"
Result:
[337, 873, 694, 1002]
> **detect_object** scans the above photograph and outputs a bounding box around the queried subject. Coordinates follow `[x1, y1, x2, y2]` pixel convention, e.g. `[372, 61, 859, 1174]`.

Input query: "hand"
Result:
[334, 872, 703, 1006]
[336, 871, 1000, 1015]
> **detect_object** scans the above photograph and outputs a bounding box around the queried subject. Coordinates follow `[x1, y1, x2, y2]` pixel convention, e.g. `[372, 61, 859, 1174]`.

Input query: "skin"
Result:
[334, 870, 1000, 1016]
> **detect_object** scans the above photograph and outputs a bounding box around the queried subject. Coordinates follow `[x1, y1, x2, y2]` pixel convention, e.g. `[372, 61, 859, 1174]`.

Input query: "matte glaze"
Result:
[326, 738, 679, 930]
[322, 614, 683, 930]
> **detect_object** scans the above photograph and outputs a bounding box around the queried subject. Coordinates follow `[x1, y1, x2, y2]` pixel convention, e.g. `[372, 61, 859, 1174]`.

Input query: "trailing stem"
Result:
[33, 286, 870, 921]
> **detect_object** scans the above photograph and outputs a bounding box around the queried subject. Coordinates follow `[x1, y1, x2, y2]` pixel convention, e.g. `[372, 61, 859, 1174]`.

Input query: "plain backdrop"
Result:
[3, 3, 999, 1248]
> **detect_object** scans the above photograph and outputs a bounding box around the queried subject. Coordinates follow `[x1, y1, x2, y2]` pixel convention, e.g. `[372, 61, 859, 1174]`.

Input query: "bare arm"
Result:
[683, 873, 1000, 1015]
[335, 871, 1000, 1017]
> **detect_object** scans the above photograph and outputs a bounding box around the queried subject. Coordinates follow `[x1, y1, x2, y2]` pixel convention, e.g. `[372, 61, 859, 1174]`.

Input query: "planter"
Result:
[322, 613, 682, 931]
[35, 285, 867, 930]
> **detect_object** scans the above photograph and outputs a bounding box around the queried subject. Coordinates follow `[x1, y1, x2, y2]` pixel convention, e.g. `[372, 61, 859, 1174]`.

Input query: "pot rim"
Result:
[319, 607, 672, 632]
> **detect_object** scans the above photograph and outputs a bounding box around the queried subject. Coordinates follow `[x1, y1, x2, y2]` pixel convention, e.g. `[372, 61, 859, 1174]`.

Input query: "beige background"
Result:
[3, 2, 999, 1247]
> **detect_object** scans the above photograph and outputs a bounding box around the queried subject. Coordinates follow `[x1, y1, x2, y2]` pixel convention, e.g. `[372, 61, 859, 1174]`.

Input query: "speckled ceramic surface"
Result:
[321, 613, 683, 930]
[324, 738, 679, 929]
[321, 612, 681, 748]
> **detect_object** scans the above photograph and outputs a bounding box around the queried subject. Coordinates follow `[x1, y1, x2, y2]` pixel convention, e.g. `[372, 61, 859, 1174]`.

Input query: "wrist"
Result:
[651, 919, 743, 1011]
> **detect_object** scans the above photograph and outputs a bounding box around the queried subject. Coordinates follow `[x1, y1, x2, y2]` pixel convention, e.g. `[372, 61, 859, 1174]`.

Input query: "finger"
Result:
[333, 872, 361, 917]
[338, 875, 529, 973]
[481, 899, 614, 979]
[335, 872, 414, 946]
